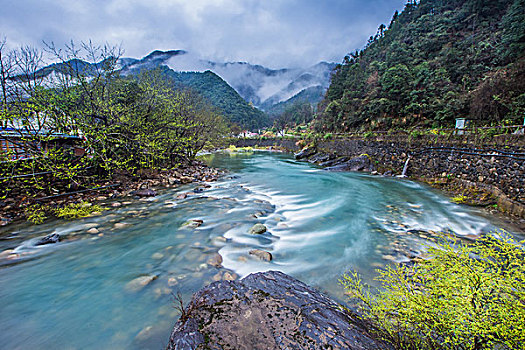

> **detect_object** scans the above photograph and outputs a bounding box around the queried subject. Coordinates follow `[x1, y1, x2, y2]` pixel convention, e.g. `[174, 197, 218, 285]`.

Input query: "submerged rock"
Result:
[249, 249, 273, 262]
[125, 275, 158, 292]
[183, 219, 203, 228]
[207, 253, 223, 268]
[248, 223, 267, 235]
[35, 233, 60, 246]
[166, 271, 390, 350]
[113, 222, 131, 229]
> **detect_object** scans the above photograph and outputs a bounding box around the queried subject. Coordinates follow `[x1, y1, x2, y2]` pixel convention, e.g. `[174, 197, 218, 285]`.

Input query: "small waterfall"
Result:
[401, 156, 411, 177]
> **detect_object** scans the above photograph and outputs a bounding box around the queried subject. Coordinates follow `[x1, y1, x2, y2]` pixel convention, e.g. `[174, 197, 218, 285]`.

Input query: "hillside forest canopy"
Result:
[316, 0, 525, 132]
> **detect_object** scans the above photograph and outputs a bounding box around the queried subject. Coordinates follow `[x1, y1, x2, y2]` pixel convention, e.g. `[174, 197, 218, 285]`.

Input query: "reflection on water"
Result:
[0, 151, 519, 349]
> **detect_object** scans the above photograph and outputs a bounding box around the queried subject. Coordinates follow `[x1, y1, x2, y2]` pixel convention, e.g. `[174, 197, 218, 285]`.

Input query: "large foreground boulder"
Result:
[166, 270, 390, 350]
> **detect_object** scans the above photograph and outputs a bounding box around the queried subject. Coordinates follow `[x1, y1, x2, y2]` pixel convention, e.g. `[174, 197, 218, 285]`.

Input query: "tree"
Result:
[0, 40, 228, 201]
[341, 234, 525, 350]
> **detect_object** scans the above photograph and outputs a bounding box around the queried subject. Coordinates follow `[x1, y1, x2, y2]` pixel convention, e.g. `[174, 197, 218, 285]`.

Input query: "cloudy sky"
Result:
[0, 0, 407, 68]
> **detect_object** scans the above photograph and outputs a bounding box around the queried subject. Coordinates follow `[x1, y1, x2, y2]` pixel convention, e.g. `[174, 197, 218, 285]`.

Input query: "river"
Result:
[0, 151, 520, 349]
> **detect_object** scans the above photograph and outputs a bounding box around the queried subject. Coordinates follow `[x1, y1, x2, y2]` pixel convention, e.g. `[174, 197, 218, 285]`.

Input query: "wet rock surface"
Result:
[249, 249, 272, 261]
[248, 223, 267, 234]
[167, 271, 390, 350]
[294, 147, 317, 160]
[35, 233, 60, 246]
[325, 155, 375, 172]
[133, 189, 157, 197]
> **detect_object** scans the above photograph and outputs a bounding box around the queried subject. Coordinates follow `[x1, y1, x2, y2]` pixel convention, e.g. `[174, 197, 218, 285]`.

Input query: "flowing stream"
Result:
[0, 151, 520, 350]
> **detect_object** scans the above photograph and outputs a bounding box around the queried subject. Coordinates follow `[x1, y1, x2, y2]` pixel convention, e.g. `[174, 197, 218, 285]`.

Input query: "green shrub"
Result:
[323, 132, 333, 140]
[25, 204, 49, 224]
[451, 194, 467, 203]
[55, 202, 105, 220]
[340, 234, 525, 350]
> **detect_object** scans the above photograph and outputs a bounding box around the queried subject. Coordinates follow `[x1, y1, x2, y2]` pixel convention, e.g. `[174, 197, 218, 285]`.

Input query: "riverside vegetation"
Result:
[0, 41, 229, 224]
[341, 234, 525, 350]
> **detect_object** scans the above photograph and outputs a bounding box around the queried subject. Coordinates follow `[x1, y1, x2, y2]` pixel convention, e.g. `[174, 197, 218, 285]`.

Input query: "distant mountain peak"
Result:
[143, 50, 187, 60]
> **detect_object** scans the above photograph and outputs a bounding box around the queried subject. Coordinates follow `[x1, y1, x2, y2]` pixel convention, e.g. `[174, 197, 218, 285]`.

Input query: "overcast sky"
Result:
[0, 0, 407, 68]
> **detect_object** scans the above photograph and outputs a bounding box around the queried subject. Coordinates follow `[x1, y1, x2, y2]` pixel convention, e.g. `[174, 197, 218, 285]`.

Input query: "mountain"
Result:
[317, 0, 525, 132]
[263, 85, 325, 117]
[30, 53, 269, 130]
[165, 68, 270, 130]
[31, 49, 335, 128]
[120, 50, 335, 110]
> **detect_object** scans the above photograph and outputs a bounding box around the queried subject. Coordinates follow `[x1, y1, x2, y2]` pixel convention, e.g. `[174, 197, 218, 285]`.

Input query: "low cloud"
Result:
[0, 0, 406, 68]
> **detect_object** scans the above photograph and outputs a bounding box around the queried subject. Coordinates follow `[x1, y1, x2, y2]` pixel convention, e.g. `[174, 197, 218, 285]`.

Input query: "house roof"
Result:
[0, 127, 82, 139]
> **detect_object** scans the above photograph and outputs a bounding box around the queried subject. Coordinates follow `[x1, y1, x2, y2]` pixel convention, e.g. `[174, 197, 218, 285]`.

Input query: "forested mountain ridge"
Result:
[28, 54, 269, 130]
[166, 68, 270, 130]
[317, 0, 525, 132]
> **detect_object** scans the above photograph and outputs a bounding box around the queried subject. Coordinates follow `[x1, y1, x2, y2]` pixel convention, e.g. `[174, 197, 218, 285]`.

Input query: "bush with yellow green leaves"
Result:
[340, 234, 525, 350]
[54, 202, 105, 220]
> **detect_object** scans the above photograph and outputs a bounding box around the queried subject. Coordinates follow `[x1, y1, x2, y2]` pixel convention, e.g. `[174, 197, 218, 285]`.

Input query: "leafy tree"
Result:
[341, 234, 525, 350]
[0, 41, 228, 200]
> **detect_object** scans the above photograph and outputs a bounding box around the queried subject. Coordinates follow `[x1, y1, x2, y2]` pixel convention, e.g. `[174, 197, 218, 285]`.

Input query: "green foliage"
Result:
[272, 100, 315, 135]
[451, 194, 467, 203]
[318, 0, 525, 131]
[323, 132, 333, 140]
[0, 43, 231, 201]
[341, 234, 525, 349]
[54, 202, 104, 220]
[25, 204, 49, 224]
[169, 69, 269, 130]
[263, 86, 324, 116]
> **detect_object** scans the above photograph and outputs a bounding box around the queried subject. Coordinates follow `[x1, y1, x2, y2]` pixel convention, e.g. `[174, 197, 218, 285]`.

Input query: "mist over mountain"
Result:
[31, 49, 334, 129]
[120, 50, 335, 110]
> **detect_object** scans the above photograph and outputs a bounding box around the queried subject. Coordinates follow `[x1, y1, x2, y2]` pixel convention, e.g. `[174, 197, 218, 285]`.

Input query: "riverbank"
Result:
[1, 151, 520, 349]
[234, 137, 525, 230]
[0, 160, 222, 227]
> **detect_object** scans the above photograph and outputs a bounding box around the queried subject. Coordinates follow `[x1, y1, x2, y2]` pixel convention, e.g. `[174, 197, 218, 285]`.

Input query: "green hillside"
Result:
[317, 0, 525, 131]
[167, 69, 270, 130]
[264, 85, 325, 117]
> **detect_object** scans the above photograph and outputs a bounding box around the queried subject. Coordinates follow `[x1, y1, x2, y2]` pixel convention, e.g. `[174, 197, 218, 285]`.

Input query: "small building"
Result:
[0, 127, 83, 160]
[455, 118, 470, 135]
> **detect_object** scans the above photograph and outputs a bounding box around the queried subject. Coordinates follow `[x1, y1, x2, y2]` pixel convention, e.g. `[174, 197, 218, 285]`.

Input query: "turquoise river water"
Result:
[0, 151, 521, 349]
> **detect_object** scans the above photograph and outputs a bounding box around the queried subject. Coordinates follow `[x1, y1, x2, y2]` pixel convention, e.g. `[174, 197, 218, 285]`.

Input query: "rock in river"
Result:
[249, 249, 272, 262]
[133, 189, 157, 197]
[125, 275, 158, 292]
[166, 271, 391, 350]
[325, 155, 374, 172]
[207, 253, 223, 268]
[87, 228, 99, 234]
[294, 147, 317, 160]
[248, 223, 267, 235]
[35, 233, 60, 246]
